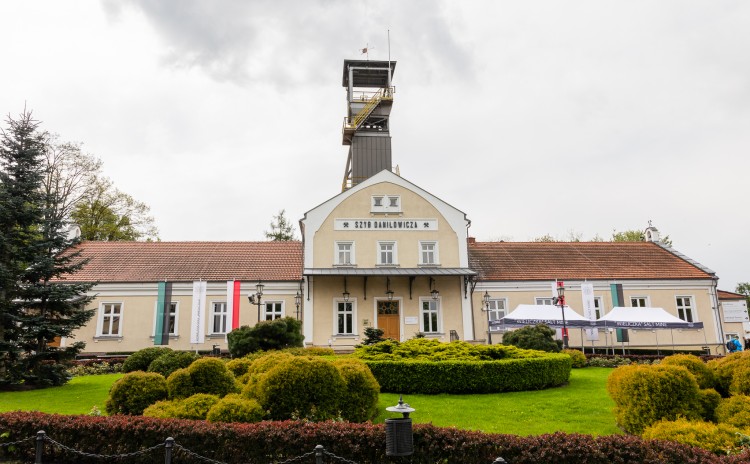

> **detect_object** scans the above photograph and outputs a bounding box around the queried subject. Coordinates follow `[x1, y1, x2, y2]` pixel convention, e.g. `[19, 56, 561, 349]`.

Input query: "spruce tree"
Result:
[0, 110, 94, 387]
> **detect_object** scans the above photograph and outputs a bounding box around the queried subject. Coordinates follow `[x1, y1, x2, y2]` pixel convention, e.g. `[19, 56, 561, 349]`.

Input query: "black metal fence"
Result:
[0, 431, 508, 463]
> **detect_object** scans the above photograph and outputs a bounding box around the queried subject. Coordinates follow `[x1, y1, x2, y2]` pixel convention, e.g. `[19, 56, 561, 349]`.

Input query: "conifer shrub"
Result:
[662, 354, 716, 389]
[206, 394, 264, 423]
[607, 364, 703, 434]
[502, 324, 561, 352]
[227, 318, 304, 357]
[708, 352, 750, 397]
[563, 349, 587, 368]
[729, 365, 750, 396]
[183, 358, 237, 398]
[141, 400, 178, 419]
[641, 417, 745, 454]
[226, 357, 255, 378]
[147, 351, 199, 378]
[175, 394, 221, 420]
[166, 368, 194, 399]
[105, 371, 168, 415]
[699, 388, 723, 422]
[255, 356, 346, 421]
[332, 358, 380, 422]
[283, 347, 335, 356]
[122, 347, 173, 373]
[716, 395, 750, 430]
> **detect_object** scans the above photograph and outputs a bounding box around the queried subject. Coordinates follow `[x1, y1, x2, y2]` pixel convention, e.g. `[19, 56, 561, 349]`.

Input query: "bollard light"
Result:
[385, 395, 415, 456]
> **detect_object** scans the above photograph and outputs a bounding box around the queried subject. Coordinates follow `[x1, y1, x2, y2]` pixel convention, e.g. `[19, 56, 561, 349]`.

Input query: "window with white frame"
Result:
[594, 297, 603, 319]
[336, 301, 355, 335]
[336, 241, 354, 265]
[98, 302, 122, 336]
[378, 241, 397, 265]
[153, 302, 178, 336]
[421, 298, 440, 333]
[536, 297, 554, 306]
[264, 302, 283, 321]
[676, 296, 694, 322]
[630, 297, 648, 307]
[487, 298, 507, 332]
[419, 241, 438, 265]
[211, 302, 228, 334]
[371, 195, 401, 213]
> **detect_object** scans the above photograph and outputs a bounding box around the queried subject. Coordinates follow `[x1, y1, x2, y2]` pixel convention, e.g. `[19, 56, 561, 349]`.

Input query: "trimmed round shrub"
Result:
[563, 349, 586, 368]
[607, 364, 703, 434]
[333, 358, 380, 422]
[256, 357, 346, 421]
[105, 371, 168, 415]
[708, 352, 750, 397]
[502, 324, 561, 352]
[175, 393, 220, 420]
[241, 352, 297, 396]
[142, 400, 178, 419]
[716, 395, 750, 430]
[662, 354, 715, 389]
[122, 347, 173, 373]
[283, 347, 335, 357]
[226, 357, 255, 378]
[148, 351, 199, 378]
[206, 394, 265, 423]
[729, 365, 750, 396]
[186, 357, 237, 397]
[166, 368, 194, 399]
[699, 388, 722, 422]
[641, 417, 746, 454]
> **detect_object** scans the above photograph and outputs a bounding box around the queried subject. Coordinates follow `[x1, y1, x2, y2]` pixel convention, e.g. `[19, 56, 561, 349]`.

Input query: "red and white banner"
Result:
[227, 280, 242, 330]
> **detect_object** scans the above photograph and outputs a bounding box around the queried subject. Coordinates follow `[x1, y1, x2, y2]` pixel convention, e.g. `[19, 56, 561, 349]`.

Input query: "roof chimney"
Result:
[467, 237, 476, 244]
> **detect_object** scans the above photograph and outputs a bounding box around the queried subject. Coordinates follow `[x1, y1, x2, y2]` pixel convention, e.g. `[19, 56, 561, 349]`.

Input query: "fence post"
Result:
[165, 437, 174, 464]
[35, 431, 45, 464]
[314, 445, 324, 464]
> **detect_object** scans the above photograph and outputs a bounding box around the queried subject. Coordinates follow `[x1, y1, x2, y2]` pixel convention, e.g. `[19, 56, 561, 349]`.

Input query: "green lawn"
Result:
[0, 373, 122, 415]
[374, 368, 619, 436]
[0, 368, 618, 436]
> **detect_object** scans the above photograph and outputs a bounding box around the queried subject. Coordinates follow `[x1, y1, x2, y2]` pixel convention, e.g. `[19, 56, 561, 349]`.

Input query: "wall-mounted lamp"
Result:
[429, 277, 440, 300]
[386, 277, 394, 301]
[247, 281, 264, 322]
[343, 276, 350, 303]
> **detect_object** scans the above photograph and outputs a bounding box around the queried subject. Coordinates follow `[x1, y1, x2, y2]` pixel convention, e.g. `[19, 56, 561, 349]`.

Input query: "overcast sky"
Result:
[1, 1, 748, 291]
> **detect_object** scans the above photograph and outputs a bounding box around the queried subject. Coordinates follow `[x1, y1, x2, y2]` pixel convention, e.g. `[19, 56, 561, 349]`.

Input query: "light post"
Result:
[483, 290, 493, 345]
[248, 281, 264, 323]
[553, 281, 568, 349]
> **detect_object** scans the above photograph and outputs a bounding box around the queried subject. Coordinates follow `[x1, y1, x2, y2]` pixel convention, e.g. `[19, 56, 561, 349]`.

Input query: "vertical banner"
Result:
[581, 283, 599, 341]
[154, 281, 172, 345]
[227, 280, 242, 330]
[190, 281, 207, 344]
[610, 283, 626, 343]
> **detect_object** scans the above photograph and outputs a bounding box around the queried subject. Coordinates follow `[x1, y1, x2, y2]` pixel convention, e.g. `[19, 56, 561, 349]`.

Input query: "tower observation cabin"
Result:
[341, 59, 396, 191]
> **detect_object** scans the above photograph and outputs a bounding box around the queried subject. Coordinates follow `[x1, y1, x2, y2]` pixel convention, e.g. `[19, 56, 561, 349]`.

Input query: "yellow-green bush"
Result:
[142, 394, 220, 420]
[226, 357, 254, 378]
[256, 357, 346, 421]
[729, 364, 750, 396]
[142, 400, 178, 419]
[562, 349, 586, 368]
[283, 347, 335, 357]
[105, 371, 168, 415]
[606, 364, 703, 434]
[206, 394, 264, 423]
[167, 358, 237, 399]
[333, 359, 380, 422]
[698, 388, 722, 422]
[716, 395, 750, 430]
[708, 351, 750, 396]
[641, 417, 745, 454]
[661, 354, 715, 389]
[241, 352, 297, 396]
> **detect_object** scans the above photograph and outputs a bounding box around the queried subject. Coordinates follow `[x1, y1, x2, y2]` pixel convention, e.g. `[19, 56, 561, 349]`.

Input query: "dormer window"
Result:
[371, 195, 401, 213]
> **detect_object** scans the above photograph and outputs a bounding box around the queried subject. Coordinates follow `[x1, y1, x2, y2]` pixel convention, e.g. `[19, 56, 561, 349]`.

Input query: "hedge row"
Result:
[2, 412, 749, 464]
[364, 355, 572, 394]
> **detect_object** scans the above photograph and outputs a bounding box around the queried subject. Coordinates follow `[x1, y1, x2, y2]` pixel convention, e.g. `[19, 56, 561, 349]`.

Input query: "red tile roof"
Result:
[469, 241, 714, 281]
[63, 241, 303, 283]
[718, 290, 746, 300]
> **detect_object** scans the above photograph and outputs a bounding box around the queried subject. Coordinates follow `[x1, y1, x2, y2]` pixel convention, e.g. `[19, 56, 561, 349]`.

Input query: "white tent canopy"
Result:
[490, 304, 596, 329]
[597, 306, 704, 329]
